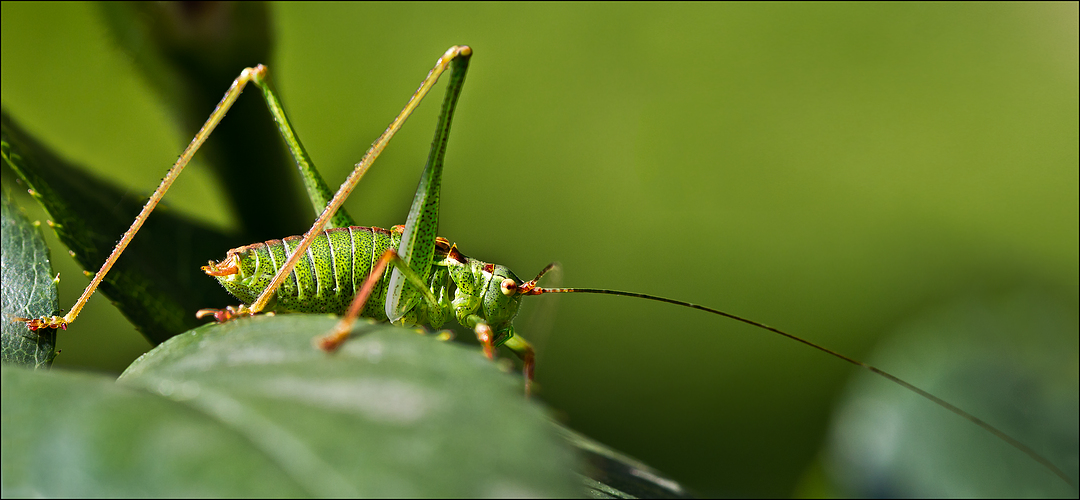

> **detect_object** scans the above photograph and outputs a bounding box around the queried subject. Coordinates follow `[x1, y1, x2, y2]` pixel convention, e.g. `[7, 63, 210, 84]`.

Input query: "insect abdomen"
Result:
[212, 226, 401, 317]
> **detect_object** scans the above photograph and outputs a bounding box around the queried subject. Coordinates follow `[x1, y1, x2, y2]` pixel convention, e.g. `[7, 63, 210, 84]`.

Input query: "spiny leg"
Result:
[385, 48, 472, 322]
[315, 251, 538, 395]
[243, 46, 473, 318]
[14, 66, 265, 331]
[250, 69, 355, 229]
[316, 249, 440, 352]
[192, 62, 373, 323]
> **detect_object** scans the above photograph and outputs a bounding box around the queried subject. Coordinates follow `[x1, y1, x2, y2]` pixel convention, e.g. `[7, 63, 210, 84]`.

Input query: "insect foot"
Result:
[194, 305, 254, 323]
[473, 323, 496, 361]
[314, 326, 350, 353]
[12, 315, 68, 331]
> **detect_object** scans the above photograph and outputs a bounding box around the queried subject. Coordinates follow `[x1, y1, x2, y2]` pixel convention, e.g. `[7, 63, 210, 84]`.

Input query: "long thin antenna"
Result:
[526, 285, 1075, 487]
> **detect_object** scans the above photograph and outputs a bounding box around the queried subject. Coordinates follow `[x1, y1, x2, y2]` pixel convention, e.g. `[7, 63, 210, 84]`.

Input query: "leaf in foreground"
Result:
[3, 315, 580, 496]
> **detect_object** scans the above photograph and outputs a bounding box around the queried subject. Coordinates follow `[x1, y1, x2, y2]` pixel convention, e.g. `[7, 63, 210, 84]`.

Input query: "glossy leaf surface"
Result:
[0, 188, 57, 368]
[3, 315, 581, 497]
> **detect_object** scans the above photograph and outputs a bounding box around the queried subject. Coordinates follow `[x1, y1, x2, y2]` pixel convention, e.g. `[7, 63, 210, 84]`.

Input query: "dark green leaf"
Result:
[97, 1, 314, 240]
[2, 365, 308, 496]
[3, 316, 581, 496]
[1, 188, 57, 368]
[823, 292, 1079, 497]
[564, 425, 692, 499]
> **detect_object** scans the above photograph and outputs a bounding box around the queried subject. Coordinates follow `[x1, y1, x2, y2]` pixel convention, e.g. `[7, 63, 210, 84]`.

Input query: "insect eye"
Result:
[500, 279, 518, 296]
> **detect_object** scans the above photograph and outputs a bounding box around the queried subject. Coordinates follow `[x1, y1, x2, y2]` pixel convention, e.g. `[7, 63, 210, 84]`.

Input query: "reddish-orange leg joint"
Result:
[13, 309, 69, 331]
[21, 322, 65, 332]
[474, 323, 496, 361]
[195, 305, 249, 323]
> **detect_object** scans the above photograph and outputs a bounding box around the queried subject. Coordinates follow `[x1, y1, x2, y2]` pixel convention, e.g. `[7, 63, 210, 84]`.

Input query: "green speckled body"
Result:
[211, 225, 439, 322]
[207, 222, 525, 342]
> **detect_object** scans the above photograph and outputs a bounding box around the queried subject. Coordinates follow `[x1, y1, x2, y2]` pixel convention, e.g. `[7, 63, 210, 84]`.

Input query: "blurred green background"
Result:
[2, 2, 1076, 497]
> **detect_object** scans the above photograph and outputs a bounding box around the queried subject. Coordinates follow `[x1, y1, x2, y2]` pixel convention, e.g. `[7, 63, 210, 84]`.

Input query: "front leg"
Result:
[503, 335, 537, 397]
[466, 316, 535, 396]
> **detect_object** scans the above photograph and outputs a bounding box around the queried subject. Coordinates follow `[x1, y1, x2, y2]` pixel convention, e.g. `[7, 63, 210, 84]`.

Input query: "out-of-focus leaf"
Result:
[1, 365, 307, 497]
[2, 112, 240, 345]
[97, 1, 313, 239]
[563, 425, 692, 499]
[3, 316, 581, 496]
[822, 291, 1079, 497]
[1, 188, 57, 368]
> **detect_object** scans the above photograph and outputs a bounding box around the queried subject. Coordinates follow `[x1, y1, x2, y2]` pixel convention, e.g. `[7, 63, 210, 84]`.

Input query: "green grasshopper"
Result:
[11, 46, 1075, 488]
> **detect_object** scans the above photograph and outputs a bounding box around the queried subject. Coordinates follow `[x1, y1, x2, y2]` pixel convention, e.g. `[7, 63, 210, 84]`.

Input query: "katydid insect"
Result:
[9, 44, 1075, 491]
